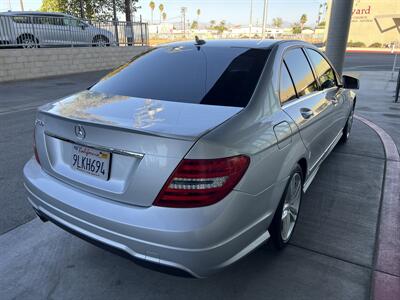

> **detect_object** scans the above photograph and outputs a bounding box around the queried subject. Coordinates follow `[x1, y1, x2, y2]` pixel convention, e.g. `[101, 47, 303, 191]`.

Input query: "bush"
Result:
[369, 42, 383, 48]
[347, 41, 366, 47]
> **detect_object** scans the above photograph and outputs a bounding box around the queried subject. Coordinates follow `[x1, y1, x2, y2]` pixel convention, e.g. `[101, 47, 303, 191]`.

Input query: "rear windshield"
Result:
[90, 45, 270, 107]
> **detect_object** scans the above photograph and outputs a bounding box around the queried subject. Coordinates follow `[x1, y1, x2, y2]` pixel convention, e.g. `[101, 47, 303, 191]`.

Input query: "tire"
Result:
[340, 106, 355, 144]
[270, 164, 303, 249]
[92, 35, 109, 47]
[18, 34, 38, 48]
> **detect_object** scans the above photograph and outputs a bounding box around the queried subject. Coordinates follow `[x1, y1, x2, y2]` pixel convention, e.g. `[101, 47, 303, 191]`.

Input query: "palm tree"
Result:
[216, 20, 227, 34]
[272, 17, 283, 28]
[292, 22, 301, 34]
[159, 4, 164, 24]
[196, 9, 201, 22]
[191, 21, 198, 30]
[210, 20, 216, 28]
[149, 1, 155, 24]
[162, 12, 167, 22]
[300, 14, 308, 30]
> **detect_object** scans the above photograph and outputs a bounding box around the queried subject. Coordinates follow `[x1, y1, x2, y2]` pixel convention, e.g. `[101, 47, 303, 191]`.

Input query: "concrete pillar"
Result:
[325, 0, 354, 75]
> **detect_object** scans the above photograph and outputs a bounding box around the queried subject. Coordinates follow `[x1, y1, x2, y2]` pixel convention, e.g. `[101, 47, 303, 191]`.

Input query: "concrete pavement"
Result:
[343, 53, 398, 71]
[344, 71, 400, 300]
[0, 71, 109, 235]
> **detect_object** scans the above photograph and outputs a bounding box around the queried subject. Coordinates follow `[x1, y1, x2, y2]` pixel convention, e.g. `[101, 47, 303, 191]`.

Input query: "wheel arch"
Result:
[92, 34, 109, 43]
[17, 33, 39, 43]
[297, 157, 308, 182]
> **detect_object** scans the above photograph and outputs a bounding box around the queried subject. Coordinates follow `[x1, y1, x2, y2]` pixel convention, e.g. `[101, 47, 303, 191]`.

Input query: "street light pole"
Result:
[261, 0, 268, 39]
[249, 0, 253, 38]
[325, 0, 354, 76]
[181, 7, 187, 38]
[19, 0, 24, 11]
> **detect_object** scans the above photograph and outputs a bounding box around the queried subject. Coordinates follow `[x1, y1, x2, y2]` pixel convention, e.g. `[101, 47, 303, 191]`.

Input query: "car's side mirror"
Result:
[321, 79, 335, 90]
[342, 75, 359, 90]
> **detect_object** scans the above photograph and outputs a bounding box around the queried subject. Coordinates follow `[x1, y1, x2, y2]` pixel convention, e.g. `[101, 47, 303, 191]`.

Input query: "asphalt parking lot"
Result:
[0, 53, 399, 299]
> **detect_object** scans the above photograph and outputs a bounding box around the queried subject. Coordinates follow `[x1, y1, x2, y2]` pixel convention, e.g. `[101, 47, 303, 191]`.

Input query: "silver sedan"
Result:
[23, 39, 359, 277]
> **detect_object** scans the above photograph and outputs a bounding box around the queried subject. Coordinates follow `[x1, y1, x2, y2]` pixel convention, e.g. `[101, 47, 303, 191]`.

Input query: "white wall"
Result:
[0, 46, 149, 82]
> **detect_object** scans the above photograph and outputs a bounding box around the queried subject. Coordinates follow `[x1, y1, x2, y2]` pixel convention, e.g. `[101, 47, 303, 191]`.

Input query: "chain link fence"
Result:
[0, 13, 148, 48]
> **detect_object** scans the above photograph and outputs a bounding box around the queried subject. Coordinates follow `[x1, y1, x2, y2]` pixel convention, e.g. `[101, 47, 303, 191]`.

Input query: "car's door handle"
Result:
[300, 108, 314, 119]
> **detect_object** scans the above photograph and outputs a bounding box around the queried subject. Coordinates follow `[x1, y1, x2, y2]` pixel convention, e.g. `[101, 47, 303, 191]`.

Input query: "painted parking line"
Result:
[0, 105, 38, 115]
[344, 65, 398, 71]
[355, 115, 400, 300]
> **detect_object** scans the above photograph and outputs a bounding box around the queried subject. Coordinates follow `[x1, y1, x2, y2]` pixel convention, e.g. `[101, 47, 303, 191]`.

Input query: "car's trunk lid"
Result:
[35, 91, 242, 207]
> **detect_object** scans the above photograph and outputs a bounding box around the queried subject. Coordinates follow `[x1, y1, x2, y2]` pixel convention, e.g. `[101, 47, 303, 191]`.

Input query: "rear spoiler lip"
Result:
[38, 109, 200, 141]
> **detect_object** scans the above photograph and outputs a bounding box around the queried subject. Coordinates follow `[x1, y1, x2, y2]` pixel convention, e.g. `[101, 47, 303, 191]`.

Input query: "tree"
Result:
[162, 12, 167, 22]
[196, 8, 201, 22]
[213, 20, 227, 34]
[149, 1, 155, 24]
[158, 3, 164, 24]
[40, 0, 138, 21]
[41, 0, 67, 13]
[124, 0, 131, 22]
[300, 14, 308, 30]
[272, 17, 283, 28]
[292, 22, 301, 34]
[210, 20, 216, 28]
[191, 20, 198, 30]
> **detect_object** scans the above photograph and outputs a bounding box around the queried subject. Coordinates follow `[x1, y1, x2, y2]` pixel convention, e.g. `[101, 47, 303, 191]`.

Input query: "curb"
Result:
[346, 49, 400, 54]
[355, 115, 400, 300]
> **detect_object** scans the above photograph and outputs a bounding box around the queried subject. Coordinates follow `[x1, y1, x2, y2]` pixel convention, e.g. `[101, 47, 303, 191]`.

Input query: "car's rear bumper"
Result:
[23, 158, 276, 277]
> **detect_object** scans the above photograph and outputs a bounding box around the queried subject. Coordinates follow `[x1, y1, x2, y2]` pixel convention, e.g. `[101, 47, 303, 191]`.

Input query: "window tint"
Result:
[63, 18, 79, 26]
[91, 46, 270, 107]
[12, 15, 63, 25]
[284, 48, 318, 97]
[280, 62, 297, 104]
[33, 17, 63, 26]
[12, 16, 31, 24]
[306, 48, 336, 89]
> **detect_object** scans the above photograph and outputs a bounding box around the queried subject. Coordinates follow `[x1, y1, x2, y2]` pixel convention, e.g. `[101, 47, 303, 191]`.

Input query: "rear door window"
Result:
[63, 18, 79, 27]
[34, 16, 63, 26]
[280, 62, 297, 104]
[284, 48, 319, 97]
[90, 46, 270, 107]
[12, 16, 31, 24]
[305, 48, 337, 89]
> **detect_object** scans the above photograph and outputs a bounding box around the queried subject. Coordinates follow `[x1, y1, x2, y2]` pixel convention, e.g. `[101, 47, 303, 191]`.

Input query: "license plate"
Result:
[71, 144, 111, 180]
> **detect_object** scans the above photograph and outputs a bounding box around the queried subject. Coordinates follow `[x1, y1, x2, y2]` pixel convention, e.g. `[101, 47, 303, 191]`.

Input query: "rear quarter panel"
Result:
[187, 44, 309, 224]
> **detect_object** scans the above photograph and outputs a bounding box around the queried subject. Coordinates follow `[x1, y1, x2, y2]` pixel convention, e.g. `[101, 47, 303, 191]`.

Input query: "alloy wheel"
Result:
[280, 172, 302, 242]
[21, 39, 36, 48]
[95, 38, 107, 47]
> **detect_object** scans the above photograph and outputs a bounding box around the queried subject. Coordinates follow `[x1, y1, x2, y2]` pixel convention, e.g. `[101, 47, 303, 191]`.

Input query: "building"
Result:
[325, 0, 400, 47]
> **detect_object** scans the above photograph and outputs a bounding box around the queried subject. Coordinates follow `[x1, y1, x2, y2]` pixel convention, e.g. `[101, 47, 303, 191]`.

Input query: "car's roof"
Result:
[160, 39, 281, 49]
[0, 11, 70, 17]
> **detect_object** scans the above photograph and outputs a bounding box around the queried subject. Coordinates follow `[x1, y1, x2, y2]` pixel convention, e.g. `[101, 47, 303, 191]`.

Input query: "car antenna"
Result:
[195, 36, 206, 46]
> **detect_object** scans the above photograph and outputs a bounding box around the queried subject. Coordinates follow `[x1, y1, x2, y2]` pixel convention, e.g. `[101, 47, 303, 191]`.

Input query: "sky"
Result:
[1, 0, 326, 26]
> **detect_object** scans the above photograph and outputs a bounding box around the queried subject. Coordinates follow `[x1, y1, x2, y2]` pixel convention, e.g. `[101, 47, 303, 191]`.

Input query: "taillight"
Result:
[33, 129, 40, 165]
[154, 155, 250, 208]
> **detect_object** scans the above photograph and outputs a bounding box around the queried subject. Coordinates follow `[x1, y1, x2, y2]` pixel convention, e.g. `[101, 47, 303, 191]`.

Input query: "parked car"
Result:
[0, 11, 114, 48]
[23, 39, 359, 277]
